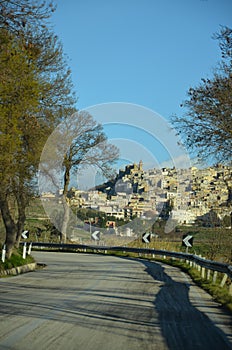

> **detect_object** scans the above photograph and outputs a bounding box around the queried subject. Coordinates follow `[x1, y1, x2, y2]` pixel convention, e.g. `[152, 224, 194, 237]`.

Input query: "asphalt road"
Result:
[0, 252, 231, 350]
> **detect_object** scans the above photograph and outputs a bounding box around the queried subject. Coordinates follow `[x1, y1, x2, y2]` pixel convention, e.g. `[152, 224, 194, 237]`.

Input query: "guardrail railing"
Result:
[29, 241, 232, 292]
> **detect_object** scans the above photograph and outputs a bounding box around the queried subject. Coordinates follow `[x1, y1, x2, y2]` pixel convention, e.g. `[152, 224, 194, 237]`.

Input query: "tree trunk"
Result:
[60, 164, 71, 243]
[0, 194, 17, 259]
[15, 189, 27, 248]
[15, 205, 26, 248]
[60, 197, 69, 243]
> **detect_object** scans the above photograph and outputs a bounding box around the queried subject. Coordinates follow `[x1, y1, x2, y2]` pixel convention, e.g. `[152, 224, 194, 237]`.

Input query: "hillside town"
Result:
[59, 161, 232, 228]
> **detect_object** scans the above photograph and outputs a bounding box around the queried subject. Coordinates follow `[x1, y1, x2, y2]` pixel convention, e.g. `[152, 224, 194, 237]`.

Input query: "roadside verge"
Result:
[0, 262, 45, 277]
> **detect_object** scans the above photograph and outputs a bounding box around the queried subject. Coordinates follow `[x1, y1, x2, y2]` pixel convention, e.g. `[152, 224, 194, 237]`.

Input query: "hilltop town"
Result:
[64, 161, 232, 228]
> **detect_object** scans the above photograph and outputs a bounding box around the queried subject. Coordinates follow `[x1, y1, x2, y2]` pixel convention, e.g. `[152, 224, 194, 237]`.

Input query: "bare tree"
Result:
[39, 111, 119, 242]
[171, 26, 232, 164]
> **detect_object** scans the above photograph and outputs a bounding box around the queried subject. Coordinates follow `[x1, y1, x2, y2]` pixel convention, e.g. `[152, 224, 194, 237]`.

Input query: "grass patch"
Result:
[0, 247, 35, 273]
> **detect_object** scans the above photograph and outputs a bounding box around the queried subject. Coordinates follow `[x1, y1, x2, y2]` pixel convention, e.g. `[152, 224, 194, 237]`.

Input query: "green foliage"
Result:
[0, 29, 40, 183]
[222, 215, 232, 228]
[75, 208, 127, 229]
[76, 208, 106, 223]
[0, 1, 77, 256]
[0, 247, 34, 272]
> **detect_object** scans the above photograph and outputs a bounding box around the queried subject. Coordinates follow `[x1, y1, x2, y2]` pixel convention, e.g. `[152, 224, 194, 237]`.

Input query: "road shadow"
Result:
[0, 254, 232, 350]
[139, 259, 232, 350]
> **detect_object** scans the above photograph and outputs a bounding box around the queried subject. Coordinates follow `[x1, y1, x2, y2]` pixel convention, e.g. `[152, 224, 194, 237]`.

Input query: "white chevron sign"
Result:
[91, 231, 100, 241]
[142, 232, 151, 244]
[21, 230, 29, 239]
[182, 235, 193, 247]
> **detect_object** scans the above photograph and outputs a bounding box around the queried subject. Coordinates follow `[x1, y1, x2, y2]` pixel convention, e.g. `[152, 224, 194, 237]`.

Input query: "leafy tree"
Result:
[172, 26, 232, 164]
[0, 1, 77, 258]
[0, 28, 42, 255]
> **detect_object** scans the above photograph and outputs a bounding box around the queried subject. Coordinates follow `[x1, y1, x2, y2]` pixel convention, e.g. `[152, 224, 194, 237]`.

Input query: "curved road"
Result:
[0, 252, 231, 350]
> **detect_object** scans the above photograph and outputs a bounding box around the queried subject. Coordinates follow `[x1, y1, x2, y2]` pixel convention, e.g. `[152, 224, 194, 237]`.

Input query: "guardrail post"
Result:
[206, 269, 211, 280]
[201, 267, 206, 279]
[213, 271, 218, 284]
[22, 242, 27, 259]
[1, 244, 6, 263]
[28, 242, 32, 255]
[220, 274, 228, 288]
[229, 282, 232, 296]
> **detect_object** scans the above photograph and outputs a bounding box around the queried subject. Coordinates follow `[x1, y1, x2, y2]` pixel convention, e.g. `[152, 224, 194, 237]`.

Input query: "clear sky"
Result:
[50, 0, 232, 179]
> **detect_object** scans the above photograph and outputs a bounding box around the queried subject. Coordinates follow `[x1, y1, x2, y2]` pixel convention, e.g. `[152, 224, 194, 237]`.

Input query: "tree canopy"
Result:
[0, 0, 77, 257]
[172, 26, 232, 165]
[0, 0, 119, 253]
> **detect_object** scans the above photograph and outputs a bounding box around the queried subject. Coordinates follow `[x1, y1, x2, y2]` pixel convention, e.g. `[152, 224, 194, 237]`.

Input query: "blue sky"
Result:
[51, 0, 232, 175]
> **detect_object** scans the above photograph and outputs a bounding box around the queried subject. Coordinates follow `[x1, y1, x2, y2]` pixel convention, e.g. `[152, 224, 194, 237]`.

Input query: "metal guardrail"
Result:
[30, 242, 232, 280]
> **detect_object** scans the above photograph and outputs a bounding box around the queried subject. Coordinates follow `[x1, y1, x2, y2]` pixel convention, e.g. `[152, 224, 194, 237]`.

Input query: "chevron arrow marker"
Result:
[22, 230, 29, 239]
[142, 232, 151, 244]
[182, 235, 193, 247]
[92, 231, 100, 241]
